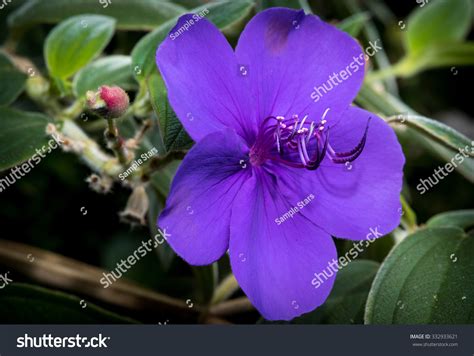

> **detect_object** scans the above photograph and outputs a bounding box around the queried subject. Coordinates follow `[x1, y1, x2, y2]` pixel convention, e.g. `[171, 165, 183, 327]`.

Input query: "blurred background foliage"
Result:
[0, 0, 473, 324]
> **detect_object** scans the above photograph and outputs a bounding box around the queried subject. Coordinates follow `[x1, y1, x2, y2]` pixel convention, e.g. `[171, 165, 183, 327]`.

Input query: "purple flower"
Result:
[155, 8, 404, 321]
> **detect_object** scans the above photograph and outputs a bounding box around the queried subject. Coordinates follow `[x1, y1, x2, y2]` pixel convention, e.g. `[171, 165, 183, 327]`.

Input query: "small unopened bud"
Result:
[86, 174, 113, 194]
[119, 185, 149, 226]
[26, 76, 50, 102]
[86, 85, 129, 119]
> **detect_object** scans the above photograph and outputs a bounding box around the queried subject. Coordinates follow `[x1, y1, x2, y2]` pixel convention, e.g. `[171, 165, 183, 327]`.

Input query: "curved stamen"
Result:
[330, 118, 371, 164]
[250, 111, 370, 171]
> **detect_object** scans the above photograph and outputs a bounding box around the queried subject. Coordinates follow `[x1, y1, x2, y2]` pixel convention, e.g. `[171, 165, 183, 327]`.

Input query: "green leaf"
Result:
[391, 42, 474, 77]
[0, 50, 14, 69]
[150, 159, 181, 197]
[0, 107, 51, 171]
[356, 83, 474, 182]
[405, 0, 472, 55]
[192, 263, 218, 304]
[389, 114, 474, 158]
[8, 0, 186, 31]
[258, 0, 302, 9]
[0, 68, 27, 106]
[427, 210, 474, 231]
[131, 0, 255, 81]
[365, 227, 474, 324]
[73, 55, 136, 97]
[0, 51, 27, 106]
[147, 73, 193, 152]
[146, 184, 175, 271]
[336, 12, 370, 37]
[45, 15, 116, 79]
[294, 260, 380, 324]
[0, 283, 136, 323]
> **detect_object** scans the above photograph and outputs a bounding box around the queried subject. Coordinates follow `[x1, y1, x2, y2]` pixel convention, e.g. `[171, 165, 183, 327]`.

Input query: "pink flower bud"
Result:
[99, 86, 130, 119]
[86, 85, 130, 119]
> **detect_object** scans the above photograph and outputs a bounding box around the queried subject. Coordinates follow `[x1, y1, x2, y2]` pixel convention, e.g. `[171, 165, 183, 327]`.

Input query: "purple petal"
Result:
[158, 129, 251, 265]
[230, 169, 337, 321]
[275, 107, 405, 240]
[156, 15, 256, 143]
[235, 8, 365, 126]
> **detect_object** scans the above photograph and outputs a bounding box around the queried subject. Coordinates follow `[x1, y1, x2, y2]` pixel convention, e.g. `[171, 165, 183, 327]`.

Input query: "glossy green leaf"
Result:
[0, 283, 135, 323]
[8, 0, 186, 31]
[0, 107, 51, 171]
[0, 68, 27, 106]
[427, 210, 474, 231]
[406, 0, 472, 55]
[336, 12, 369, 37]
[147, 73, 193, 152]
[294, 260, 380, 324]
[45, 15, 116, 79]
[131, 0, 255, 81]
[73, 55, 136, 97]
[0, 51, 27, 106]
[390, 114, 474, 158]
[365, 227, 474, 324]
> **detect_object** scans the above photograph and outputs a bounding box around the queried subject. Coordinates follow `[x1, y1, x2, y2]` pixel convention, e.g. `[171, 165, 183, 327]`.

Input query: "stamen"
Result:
[250, 110, 370, 171]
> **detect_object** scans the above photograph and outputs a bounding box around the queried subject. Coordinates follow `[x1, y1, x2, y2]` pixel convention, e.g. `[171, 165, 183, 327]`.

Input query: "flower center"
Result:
[249, 109, 371, 170]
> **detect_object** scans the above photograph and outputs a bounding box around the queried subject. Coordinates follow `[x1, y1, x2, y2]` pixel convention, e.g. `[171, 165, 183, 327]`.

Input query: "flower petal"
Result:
[235, 8, 365, 126]
[156, 15, 256, 143]
[158, 129, 251, 265]
[275, 106, 405, 240]
[230, 168, 337, 321]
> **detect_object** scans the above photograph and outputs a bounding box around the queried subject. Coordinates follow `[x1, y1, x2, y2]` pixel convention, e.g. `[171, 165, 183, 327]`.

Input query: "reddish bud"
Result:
[86, 85, 130, 119]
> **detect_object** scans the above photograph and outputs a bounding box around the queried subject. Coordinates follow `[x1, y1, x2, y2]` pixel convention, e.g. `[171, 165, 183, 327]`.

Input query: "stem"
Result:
[209, 297, 254, 316]
[61, 120, 123, 176]
[105, 118, 130, 165]
[211, 274, 239, 305]
[0, 239, 205, 323]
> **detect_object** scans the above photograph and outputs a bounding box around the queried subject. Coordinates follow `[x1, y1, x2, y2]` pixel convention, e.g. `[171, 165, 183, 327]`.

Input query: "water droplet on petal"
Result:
[344, 162, 353, 171]
[239, 159, 247, 169]
[238, 65, 248, 76]
[291, 300, 299, 309]
[186, 112, 194, 121]
[292, 20, 300, 29]
[238, 253, 246, 262]
[186, 206, 194, 215]
[398, 207, 404, 216]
